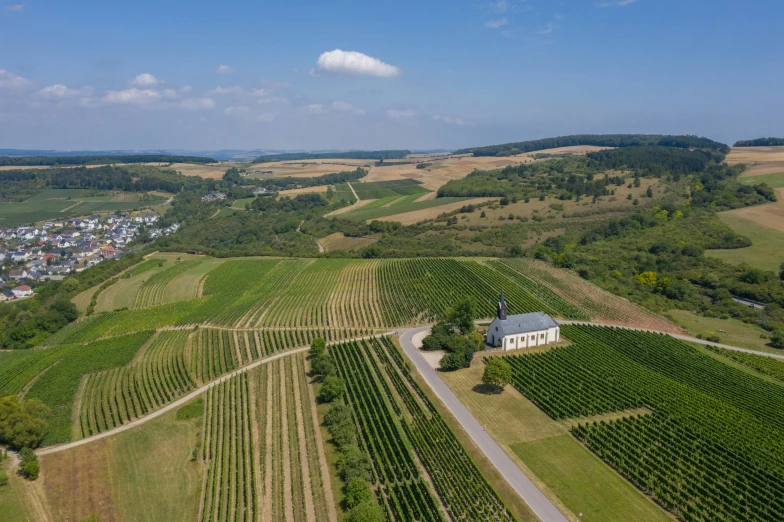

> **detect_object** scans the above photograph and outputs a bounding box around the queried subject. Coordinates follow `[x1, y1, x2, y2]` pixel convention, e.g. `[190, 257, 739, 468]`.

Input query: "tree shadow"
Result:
[473, 383, 503, 395]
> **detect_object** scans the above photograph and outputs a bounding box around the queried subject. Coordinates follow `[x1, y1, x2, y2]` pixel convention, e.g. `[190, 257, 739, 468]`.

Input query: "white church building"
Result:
[486, 292, 560, 351]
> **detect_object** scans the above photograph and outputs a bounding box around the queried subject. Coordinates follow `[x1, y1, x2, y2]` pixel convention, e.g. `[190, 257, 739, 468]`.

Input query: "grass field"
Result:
[0, 458, 29, 522]
[666, 308, 780, 354]
[171, 162, 243, 179]
[40, 402, 203, 522]
[740, 172, 784, 188]
[511, 435, 671, 522]
[707, 212, 784, 271]
[318, 232, 379, 252]
[440, 364, 669, 521]
[0, 188, 168, 227]
[341, 196, 484, 223]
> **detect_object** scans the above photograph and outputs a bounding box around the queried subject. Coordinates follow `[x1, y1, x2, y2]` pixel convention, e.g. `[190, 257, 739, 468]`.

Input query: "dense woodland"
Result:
[455, 134, 730, 156]
[0, 154, 215, 166]
[734, 137, 784, 147]
[254, 150, 409, 163]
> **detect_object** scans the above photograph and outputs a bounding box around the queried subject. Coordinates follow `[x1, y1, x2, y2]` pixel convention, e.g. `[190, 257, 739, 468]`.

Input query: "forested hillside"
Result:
[254, 150, 410, 162]
[0, 154, 215, 167]
[455, 134, 729, 156]
[734, 137, 784, 147]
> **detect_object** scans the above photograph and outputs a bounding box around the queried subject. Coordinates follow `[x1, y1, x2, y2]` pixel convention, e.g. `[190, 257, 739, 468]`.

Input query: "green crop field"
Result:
[343, 179, 429, 200]
[707, 212, 784, 272]
[341, 196, 473, 221]
[499, 325, 784, 521]
[0, 188, 168, 227]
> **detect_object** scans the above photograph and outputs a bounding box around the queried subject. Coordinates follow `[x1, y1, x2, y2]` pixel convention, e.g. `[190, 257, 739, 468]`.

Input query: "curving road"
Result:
[399, 327, 570, 522]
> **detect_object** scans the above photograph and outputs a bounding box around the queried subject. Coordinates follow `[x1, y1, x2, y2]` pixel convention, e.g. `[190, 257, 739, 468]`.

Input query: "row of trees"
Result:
[308, 338, 384, 522]
[0, 154, 215, 167]
[254, 150, 410, 163]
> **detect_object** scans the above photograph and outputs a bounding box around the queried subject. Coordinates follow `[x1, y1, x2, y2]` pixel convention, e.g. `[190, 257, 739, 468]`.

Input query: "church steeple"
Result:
[497, 291, 508, 320]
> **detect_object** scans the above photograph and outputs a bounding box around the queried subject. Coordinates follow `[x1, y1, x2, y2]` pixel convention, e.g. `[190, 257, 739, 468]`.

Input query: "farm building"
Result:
[486, 292, 560, 350]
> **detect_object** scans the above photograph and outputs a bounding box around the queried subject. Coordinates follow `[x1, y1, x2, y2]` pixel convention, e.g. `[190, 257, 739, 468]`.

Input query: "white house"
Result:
[486, 292, 560, 351]
[12, 285, 33, 298]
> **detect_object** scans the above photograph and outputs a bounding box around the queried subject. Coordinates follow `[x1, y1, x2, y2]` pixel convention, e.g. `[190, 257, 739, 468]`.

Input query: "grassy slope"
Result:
[440, 362, 671, 522]
[109, 401, 203, 522]
[666, 308, 781, 354]
[707, 212, 784, 272]
[740, 172, 784, 188]
[163, 258, 224, 303]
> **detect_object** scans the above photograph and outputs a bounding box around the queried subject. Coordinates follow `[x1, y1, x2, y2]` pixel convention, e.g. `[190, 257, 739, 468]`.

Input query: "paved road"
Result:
[399, 327, 569, 522]
[558, 321, 784, 361]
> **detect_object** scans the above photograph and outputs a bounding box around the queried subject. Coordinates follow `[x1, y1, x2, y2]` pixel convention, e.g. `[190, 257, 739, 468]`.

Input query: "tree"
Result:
[309, 337, 326, 358]
[449, 297, 476, 334]
[646, 187, 654, 198]
[779, 262, 784, 281]
[482, 358, 512, 392]
[346, 500, 384, 522]
[771, 330, 784, 349]
[0, 396, 50, 450]
[311, 355, 336, 378]
[19, 447, 39, 480]
[344, 477, 373, 509]
[318, 376, 344, 403]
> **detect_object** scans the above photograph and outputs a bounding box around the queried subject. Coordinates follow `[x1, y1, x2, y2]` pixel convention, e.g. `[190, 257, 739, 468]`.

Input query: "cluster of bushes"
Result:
[308, 338, 383, 521]
[420, 299, 485, 371]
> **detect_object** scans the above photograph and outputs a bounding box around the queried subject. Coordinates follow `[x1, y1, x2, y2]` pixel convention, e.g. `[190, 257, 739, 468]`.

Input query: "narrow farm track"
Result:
[36, 331, 396, 457]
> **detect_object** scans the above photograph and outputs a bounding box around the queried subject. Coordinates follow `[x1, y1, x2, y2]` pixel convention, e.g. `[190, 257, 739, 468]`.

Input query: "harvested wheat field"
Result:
[278, 185, 330, 197]
[364, 145, 609, 191]
[373, 197, 493, 225]
[727, 146, 784, 177]
[723, 187, 784, 232]
[319, 232, 379, 252]
[171, 163, 242, 179]
[252, 159, 372, 178]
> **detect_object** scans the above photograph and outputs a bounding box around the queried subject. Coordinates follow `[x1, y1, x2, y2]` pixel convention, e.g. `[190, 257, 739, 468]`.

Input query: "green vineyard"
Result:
[500, 325, 784, 521]
[706, 344, 784, 382]
[199, 354, 333, 522]
[332, 337, 515, 521]
[134, 259, 204, 308]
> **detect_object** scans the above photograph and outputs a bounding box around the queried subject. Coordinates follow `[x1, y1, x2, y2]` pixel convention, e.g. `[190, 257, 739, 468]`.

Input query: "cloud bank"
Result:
[316, 50, 400, 78]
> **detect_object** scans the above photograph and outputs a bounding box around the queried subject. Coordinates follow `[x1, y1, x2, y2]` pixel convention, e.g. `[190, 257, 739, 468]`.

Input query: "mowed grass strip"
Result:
[511, 434, 671, 522]
[707, 212, 784, 272]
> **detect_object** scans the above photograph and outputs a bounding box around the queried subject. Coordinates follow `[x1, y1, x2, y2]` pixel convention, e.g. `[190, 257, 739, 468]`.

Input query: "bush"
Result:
[344, 477, 373, 509]
[309, 337, 326, 358]
[771, 330, 784, 349]
[311, 355, 336, 377]
[346, 500, 384, 522]
[19, 447, 39, 480]
[337, 445, 372, 483]
[325, 404, 355, 447]
[318, 376, 344, 403]
[0, 396, 50, 450]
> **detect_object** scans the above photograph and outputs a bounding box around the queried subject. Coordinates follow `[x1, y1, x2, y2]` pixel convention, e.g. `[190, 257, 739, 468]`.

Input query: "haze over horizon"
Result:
[1, 0, 781, 151]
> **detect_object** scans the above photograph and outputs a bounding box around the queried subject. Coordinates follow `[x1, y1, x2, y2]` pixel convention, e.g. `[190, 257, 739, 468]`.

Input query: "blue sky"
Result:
[0, 0, 781, 151]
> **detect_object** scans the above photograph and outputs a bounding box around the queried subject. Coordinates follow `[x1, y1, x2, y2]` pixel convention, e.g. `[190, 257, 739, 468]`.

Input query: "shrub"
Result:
[771, 330, 784, 349]
[346, 500, 384, 522]
[311, 355, 336, 377]
[0, 396, 50, 450]
[309, 337, 326, 358]
[19, 447, 39, 480]
[318, 376, 344, 403]
[344, 477, 373, 509]
[337, 445, 372, 483]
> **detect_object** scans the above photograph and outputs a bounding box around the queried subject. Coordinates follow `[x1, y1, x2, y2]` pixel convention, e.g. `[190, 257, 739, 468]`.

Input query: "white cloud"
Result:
[306, 104, 326, 113]
[256, 113, 276, 122]
[131, 73, 159, 86]
[316, 49, 400, 78]
[257, 96, 288, 105]
[208, 85, 244, 95]
[5, 4, 23, 11]
[598, 0, 637, 6]
[216, 64, 234, 73]
[180, 85, 193, 94]
[332, 101, 353, 111]
[0, 69, 30, 90]
[386, 109, 415, 120]
[162, 88, 178, 99]
[433, 115, 465, 125]
[538, 23, 557, 34]
[224, 105, 251, 116]
[483, 0, 508, 13]
[181, 97, 215, 110]
[104, 88, 161, 105]
[37, 84, 92, 99]
[485, 17, 508, 29]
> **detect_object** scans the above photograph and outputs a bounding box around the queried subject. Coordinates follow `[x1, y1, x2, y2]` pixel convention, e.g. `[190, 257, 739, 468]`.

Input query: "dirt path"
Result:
[316, 240, 325, 253]
[324, 181, 363, 217]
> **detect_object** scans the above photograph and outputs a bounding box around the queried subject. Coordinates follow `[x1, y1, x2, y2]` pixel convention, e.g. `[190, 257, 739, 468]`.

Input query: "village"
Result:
[0, 213, 179, 301]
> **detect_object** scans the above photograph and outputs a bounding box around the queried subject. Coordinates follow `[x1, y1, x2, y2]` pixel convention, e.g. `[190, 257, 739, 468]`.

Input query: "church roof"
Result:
[491, 311, 558, 336]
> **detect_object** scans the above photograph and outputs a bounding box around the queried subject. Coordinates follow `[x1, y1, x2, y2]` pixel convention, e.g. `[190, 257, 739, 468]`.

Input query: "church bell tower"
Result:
[497, 291, 508, 320]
